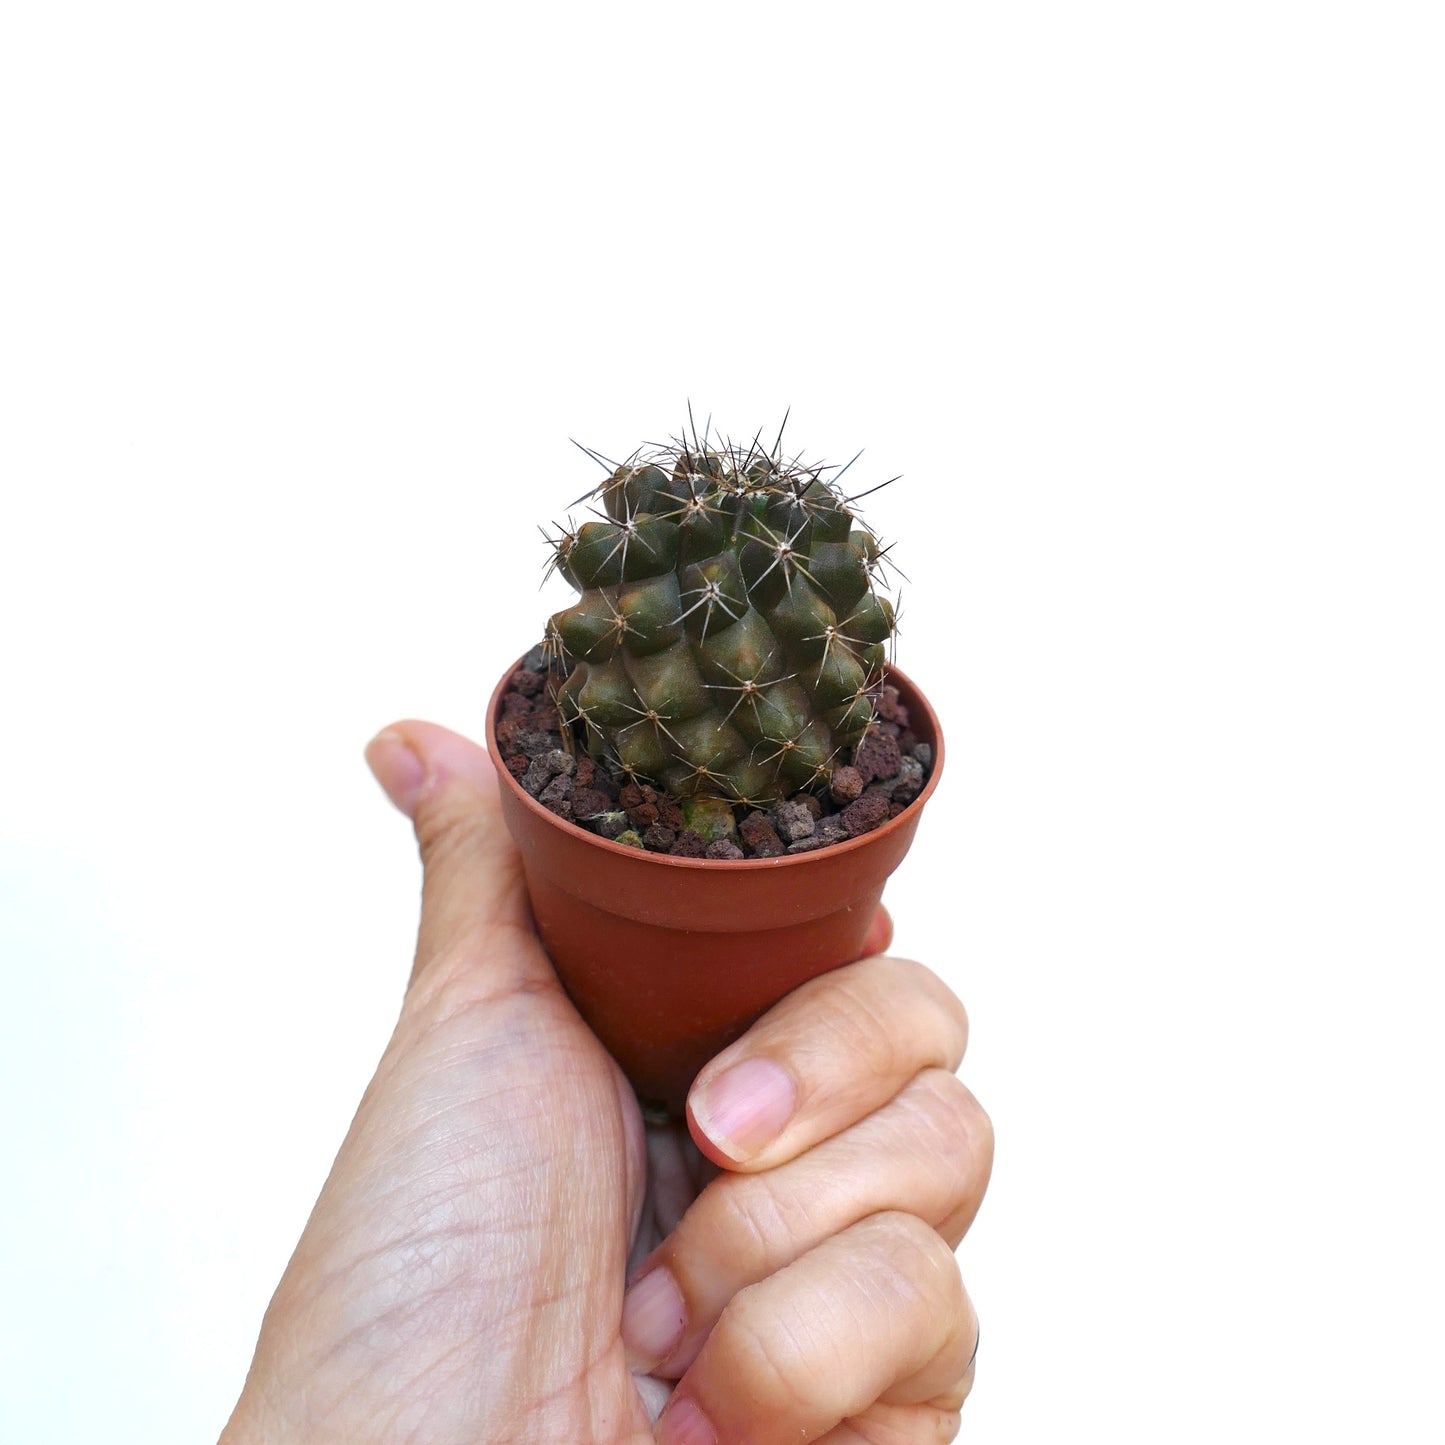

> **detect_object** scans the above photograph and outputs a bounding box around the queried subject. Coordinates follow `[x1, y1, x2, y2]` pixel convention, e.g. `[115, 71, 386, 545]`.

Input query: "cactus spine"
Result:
[545, 426, 899, 804]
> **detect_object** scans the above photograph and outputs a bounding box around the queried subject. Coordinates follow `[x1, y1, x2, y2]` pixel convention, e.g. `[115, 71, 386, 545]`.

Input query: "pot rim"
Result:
[485, 655, 945, 871]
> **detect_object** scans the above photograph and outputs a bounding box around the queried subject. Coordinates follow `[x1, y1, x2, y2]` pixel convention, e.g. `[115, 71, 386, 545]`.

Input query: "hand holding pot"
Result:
[221, 721, 992, 1445]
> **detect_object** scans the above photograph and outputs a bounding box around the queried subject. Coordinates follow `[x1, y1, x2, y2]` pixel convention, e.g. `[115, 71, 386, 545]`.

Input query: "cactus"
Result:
[542, 423, 899, 804]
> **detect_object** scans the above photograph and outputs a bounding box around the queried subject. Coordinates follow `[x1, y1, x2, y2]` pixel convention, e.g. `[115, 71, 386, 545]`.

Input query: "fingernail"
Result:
[692, 1057, 796, 1160]
[365, 729, 427, 817]
[658, 1395, 716, 1445]
[621, 1266, 686, 1370]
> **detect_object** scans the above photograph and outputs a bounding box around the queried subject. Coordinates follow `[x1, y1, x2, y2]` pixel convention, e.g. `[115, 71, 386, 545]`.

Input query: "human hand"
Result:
[221, 721, 991, 1443]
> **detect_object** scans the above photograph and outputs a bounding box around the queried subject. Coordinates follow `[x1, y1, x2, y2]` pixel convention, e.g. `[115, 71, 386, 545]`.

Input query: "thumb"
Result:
[365, 720, 540, 988]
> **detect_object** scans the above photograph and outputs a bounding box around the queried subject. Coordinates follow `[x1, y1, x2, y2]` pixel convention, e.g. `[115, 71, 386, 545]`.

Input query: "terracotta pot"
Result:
[486, 660, 944, 1114]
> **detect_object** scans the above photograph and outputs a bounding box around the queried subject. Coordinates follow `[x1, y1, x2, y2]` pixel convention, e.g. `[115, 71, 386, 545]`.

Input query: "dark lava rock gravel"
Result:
[494, 649, 934, 860]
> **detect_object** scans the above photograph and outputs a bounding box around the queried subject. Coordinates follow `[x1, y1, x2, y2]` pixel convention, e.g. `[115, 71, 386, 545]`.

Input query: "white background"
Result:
[2, 2, 1441, 1441]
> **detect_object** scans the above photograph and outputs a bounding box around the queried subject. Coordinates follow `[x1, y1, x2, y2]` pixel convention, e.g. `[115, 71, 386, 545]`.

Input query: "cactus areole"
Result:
[543, 428, 899, 808]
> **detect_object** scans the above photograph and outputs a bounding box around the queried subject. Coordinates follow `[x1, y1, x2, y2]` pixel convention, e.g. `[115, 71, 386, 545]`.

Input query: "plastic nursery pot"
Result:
[486, 659, 945, 1116]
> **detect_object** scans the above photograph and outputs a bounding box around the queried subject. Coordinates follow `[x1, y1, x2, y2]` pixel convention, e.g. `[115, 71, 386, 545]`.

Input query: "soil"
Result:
[494, 644, 935, 860]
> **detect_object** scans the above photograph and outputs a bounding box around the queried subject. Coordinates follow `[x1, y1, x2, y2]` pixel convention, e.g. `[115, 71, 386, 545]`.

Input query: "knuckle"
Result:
[937, 1402, 963, 1434]
[862, 1209, 964, 1306]
[933, 1346, 979, 1415]
[412, 792, 485, 874]
[773, 956, 971, 1098]
[710, 1287, 819, 1416]
[900, 1075, 992, 1243]
[702, 1175, 808, 1273]
[885, 956, 970, 1066]
[844, 955, 971, 1071]
[808, 971, 907, 1085]
[912, 1072, 993, 1168]
[894, 1072, 989, 1192]
[968, 1092, 996, 1177]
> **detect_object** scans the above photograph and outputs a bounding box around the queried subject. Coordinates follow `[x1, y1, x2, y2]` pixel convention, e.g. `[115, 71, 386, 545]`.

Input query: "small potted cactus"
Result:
[486, 418, 943, 1113]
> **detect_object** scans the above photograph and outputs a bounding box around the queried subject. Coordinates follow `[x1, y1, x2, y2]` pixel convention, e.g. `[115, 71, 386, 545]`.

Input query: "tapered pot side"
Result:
[486, 658, 945, 1113]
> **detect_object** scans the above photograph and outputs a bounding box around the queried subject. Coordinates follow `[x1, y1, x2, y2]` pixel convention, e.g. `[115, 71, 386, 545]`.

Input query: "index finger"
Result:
[685, 954, 969, 1172]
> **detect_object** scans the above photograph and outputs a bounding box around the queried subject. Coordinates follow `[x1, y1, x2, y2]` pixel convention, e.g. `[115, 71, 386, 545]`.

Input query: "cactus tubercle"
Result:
[543, 424, 900, 805]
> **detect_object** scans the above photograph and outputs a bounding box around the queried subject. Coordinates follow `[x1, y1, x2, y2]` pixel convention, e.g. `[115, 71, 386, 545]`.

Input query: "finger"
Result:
[654, 1211, 977, 1445]
[810, 1389, 970, 1445]
[364, 720, 540, 989]
[806, 1332, 978, 1444]
[809, 1346, 977, 1445]
[623, 1069, 992, 1376]
[686, 954, 969, 1170]
[859, 904, 893, 959]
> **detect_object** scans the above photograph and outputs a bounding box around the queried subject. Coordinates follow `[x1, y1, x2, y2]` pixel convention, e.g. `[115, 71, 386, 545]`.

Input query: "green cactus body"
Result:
[546, 435, 898, 804]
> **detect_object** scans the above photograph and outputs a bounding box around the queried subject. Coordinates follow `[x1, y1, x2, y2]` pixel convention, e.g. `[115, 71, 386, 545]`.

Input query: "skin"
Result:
[221, 721, 993, 1444]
